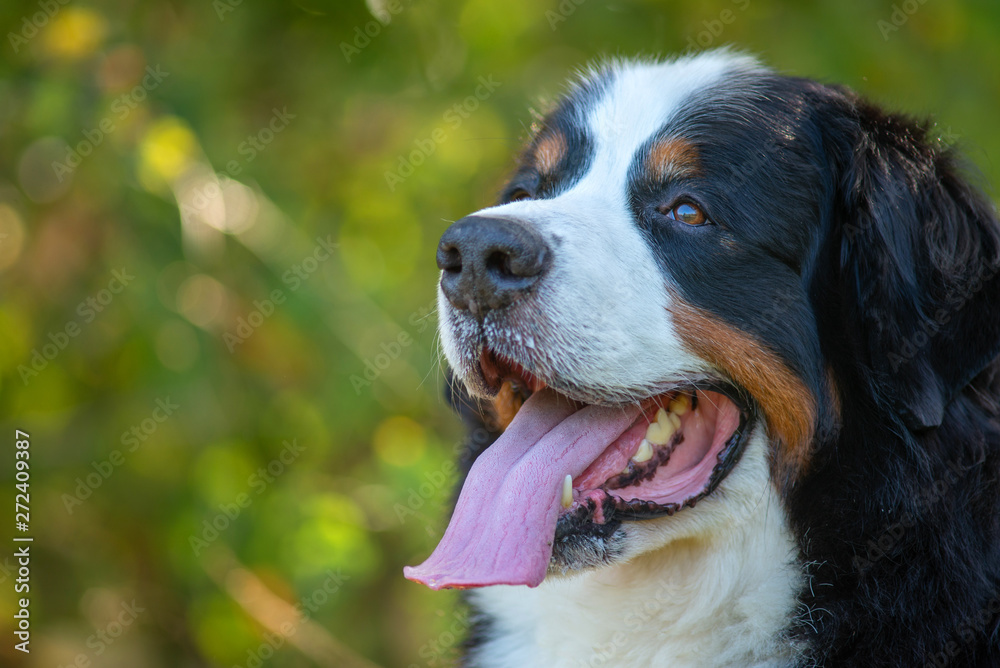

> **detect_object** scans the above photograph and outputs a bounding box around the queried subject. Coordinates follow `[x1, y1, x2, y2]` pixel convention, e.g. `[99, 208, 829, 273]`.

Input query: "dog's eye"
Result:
[508, 189, 533, 202]
[658, 202, 708, 226]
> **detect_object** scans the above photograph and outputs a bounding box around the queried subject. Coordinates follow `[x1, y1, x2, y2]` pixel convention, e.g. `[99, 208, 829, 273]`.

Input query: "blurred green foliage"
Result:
[0, 0, 997, 666]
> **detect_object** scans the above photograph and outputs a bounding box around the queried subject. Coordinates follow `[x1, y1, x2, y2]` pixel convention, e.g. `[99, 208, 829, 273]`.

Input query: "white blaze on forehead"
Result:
[580, 51, 763, 195]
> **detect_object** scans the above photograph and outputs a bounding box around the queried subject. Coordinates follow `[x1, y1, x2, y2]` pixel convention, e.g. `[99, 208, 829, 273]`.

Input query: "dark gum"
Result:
[603, 431, 684, 491]
[558, 390, 752, 520]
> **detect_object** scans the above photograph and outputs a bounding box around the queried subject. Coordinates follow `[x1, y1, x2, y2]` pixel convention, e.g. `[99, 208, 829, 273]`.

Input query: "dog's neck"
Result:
[464, 437, 804, 668]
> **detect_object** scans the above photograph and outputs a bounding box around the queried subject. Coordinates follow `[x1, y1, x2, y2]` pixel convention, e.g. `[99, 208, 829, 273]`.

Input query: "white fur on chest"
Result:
[464, 433, 804, 668]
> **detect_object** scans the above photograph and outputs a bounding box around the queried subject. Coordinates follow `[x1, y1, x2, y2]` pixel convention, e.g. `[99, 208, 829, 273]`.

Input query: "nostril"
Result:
[490, 245, 546, 280]
[486, 250, 514, 278]
[437, 243, 463, 273]
[484, 241, 548, 281]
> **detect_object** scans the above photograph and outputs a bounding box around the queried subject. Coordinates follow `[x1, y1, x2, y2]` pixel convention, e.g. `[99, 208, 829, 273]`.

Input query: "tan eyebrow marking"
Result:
[533, 131, 567, 175]
[646, 137, 701, 181]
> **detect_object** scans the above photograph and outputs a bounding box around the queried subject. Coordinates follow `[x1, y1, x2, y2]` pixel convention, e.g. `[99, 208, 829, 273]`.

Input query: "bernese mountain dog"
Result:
[404, 50, 1000, 667]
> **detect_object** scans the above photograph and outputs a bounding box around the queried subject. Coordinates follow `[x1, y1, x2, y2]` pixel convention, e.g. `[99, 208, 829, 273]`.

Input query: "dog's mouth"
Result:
[404, 349, 753, 590]
[480, 350, 751, 521]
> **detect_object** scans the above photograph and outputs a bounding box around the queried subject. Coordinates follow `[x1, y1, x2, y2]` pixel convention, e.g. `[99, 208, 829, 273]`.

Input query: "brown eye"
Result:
[508, 189, 533, 202]
[659, 202, 708, 226]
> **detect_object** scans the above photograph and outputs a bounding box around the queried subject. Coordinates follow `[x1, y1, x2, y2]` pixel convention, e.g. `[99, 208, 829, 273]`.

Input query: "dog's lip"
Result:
[479, 348, 547, 394]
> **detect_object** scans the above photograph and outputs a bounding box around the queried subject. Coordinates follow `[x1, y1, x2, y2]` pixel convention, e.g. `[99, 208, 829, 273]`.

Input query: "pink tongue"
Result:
[404, 388, 642, 589]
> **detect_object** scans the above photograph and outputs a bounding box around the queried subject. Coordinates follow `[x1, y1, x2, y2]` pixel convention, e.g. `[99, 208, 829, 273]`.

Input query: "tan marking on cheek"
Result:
[491, 380, 523, 431]
[534, 132, 567, 175]
[670, 300, 817, 490]
[646, 138, 700, 182]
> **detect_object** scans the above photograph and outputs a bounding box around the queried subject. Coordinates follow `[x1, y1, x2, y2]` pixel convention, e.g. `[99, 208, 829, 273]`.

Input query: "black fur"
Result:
[788, 84, 1000, 667]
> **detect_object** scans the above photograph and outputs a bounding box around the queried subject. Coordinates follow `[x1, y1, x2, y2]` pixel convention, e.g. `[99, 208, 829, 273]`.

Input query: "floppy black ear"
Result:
[832, 96, 1000, 431]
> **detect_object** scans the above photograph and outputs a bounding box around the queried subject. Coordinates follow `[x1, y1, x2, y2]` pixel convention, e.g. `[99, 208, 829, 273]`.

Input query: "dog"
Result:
[404, 50, 1000, 667]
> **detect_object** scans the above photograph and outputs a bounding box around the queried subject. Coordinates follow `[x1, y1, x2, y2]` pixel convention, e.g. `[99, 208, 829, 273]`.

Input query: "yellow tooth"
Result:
[655, 408, 669, 424]
[645, 423, 665, 445]
[668, 394, 691, 416]
[646, 417, 675, 445]
[632, 439, 654, 463]
[561, 474, 573, 509]
[645, 422, 663, 444]
[668, 413, 681, 430]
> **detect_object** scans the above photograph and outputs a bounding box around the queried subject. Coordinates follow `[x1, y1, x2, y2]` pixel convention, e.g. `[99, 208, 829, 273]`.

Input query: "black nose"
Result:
[436, 215, 550, 317]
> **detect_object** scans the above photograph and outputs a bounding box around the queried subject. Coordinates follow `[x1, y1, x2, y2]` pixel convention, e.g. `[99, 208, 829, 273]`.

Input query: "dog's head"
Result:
[405, 50, 1000, 590]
